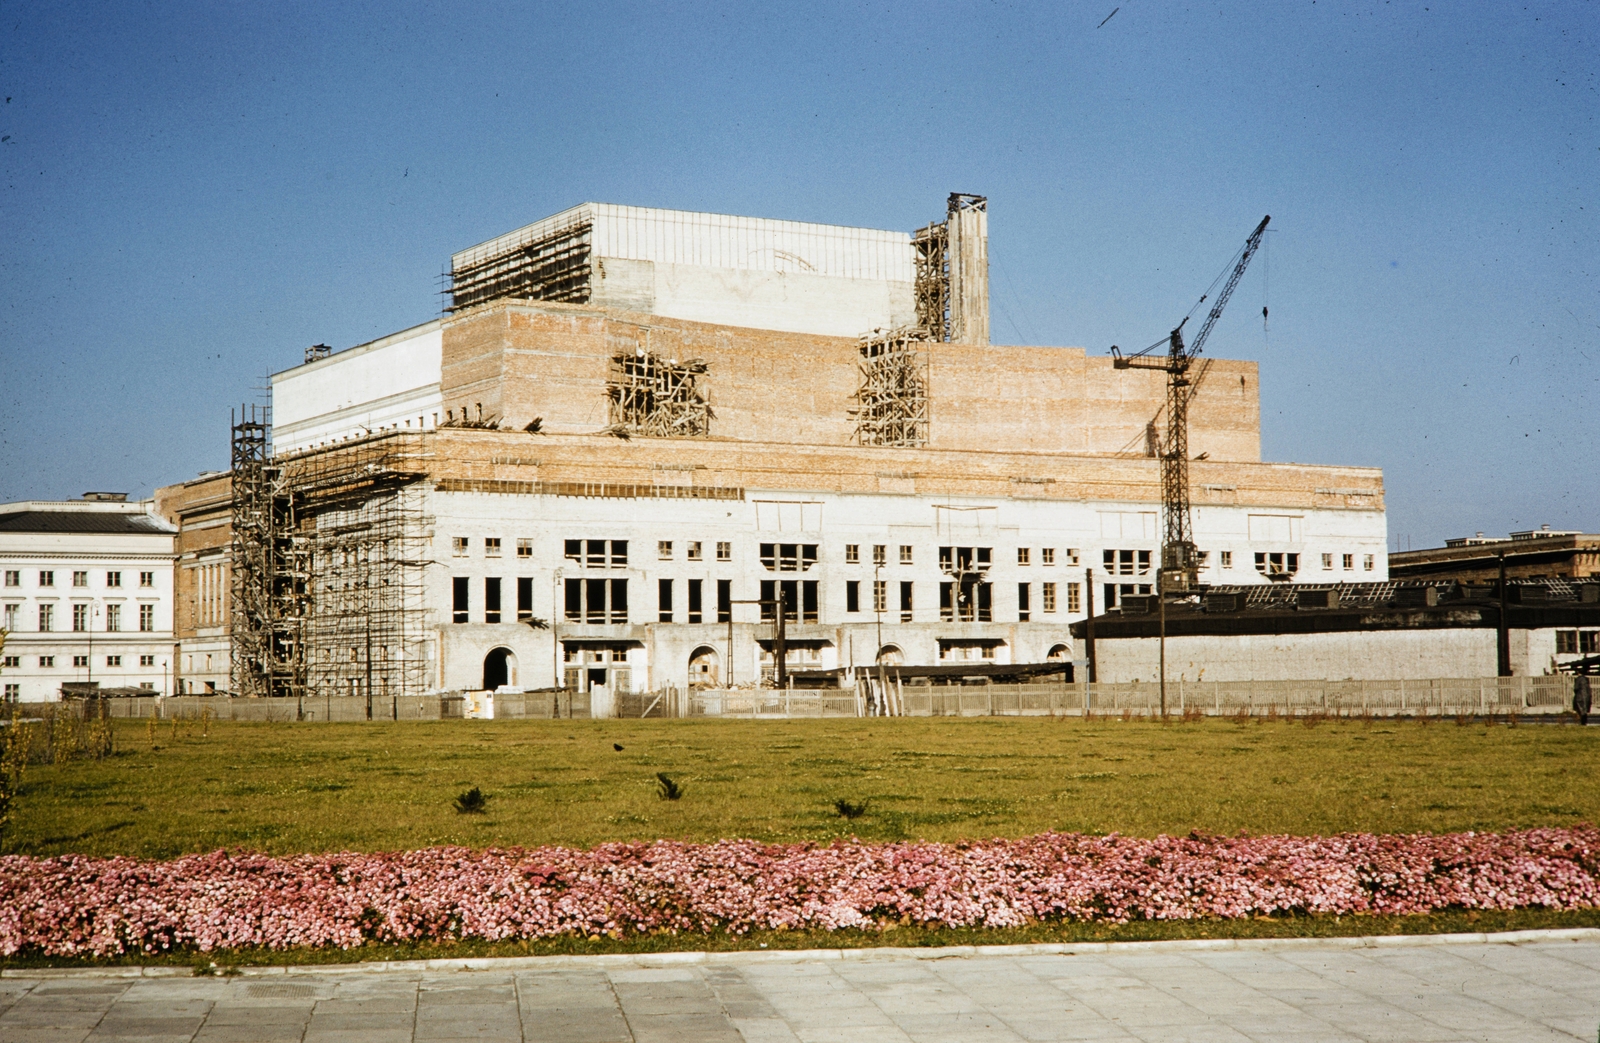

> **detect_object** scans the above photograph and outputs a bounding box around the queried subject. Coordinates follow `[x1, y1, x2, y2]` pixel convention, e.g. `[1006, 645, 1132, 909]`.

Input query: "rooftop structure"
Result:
[1392, 529, 1599, 584]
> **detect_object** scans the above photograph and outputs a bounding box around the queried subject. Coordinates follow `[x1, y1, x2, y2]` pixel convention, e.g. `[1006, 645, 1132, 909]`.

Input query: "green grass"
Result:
[5, 715, 1598, 860]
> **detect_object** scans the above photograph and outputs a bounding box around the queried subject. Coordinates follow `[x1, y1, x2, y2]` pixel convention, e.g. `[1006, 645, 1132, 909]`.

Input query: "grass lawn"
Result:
[6, 715, 1597, 859]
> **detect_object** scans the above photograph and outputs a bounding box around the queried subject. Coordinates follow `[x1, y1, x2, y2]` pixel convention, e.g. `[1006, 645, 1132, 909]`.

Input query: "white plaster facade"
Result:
[0, 499, 176, 703]
[420, 486, 1389, 694]
[271, 321, 444, 455]
[453, 203, 917, 338]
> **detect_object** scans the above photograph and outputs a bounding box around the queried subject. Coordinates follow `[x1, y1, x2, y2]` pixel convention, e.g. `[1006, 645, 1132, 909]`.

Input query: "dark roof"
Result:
[0, 510, 174, 535]
[1071, 580, 1600, 640]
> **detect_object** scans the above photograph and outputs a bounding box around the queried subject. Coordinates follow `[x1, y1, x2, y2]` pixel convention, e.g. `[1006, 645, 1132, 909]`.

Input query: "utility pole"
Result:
[1497, 551, 1511, 677]
[1084, 568, 1097, 683]
[728, 595, 782, 688]
[1158, 569, 1167, 717]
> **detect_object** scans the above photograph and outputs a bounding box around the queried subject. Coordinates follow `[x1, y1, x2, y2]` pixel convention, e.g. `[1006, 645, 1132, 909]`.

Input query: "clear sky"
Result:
[0, 1, 1594, 549]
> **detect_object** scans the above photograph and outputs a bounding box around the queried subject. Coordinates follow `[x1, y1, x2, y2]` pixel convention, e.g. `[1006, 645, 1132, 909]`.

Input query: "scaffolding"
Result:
[229, 405, 304, 699]
[911, 193, 988, 344]
[852, 326, 930, 447]
[230, 418, 433, 705]
[606, 347, 713, 438]
[446, 219, 593, 313]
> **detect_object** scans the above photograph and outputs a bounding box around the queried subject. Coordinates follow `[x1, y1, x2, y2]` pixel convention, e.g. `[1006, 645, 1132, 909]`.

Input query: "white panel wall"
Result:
[271, 323, 443, 455]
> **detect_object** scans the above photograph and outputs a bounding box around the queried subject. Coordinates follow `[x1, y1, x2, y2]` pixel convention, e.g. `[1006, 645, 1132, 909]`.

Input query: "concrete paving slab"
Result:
[5, 933, 1600, 1042]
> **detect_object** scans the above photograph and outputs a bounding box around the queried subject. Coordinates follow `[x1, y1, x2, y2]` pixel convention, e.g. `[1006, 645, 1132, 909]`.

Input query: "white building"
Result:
[0, 495, 176, 703]
[163, 195, 1391, 706]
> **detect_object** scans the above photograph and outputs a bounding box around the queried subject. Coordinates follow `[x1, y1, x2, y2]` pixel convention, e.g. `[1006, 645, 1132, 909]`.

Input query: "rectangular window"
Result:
[872, 544, 887, 566]
[658, 540, 673, 560]
[687, 541, 703, 561]
[658, 578, 674, 623]
[39, 656, 54, 668]
[587, 540, 608, 568]
[900, 581, 914, 622]
[759, 543, 818, 572]
[73, 654, 89, 667]
[1557, 630, 1579, 654]
[899, 545, 913, 565]
[106, 655, 122, 667]
[975, 582, 992, 622]
[1018, 582, 1031, 621]
[873, 579, 887, 613]
[565, 539, 583, 563]
[103, 604, 120, 632]
[140, 654, 155, 667]
[1254, 552, 1300, 577]
[571, 578, 628, 623]
[484, 537, 502, 557]
[140, 571, 154, 587]
[139, 682, 154, 690]
[940, 582, 953, 621]
[453, 577, 469, 623]
[1066, 582, 1082, 614]
[846, 580, 861, 613]
[1220, 550, 1233, 568]
[39, 571, 54, 587]
[73, 571, 88, 587]
[517, 538, 533, 559]
[687, 579, 703, 623]
[2, 605, 15, 630]
[139, 604, 154, 631]
[517, 577, 534, 621]
[803, 580, 818, 623]
[1342, 553, 1354, 570]
[106, 571, 121, 588]
[3, 684, 17, 702]
[452, 537, 469, 556]
[3, 570, 16, 586]
[40, 604, 55, 631]
[484, 578, 502, 623]
[1582, 632, 1600, 654]
[1322, 553, 1334, 570]
[717, 579, 732, 623]
[1043, 582, 1058, 613]
[845, 544, 860, 564]
[716, 541, 731, 561]
[1, 655, 18, 668]
[73, 603, 89, 631]
[1363, 554, 1375, 571]
[1018, 548, 1031, 566]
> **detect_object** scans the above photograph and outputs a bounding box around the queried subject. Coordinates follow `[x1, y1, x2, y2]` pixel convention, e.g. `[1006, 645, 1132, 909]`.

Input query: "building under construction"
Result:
[157, 194, 1393, 702]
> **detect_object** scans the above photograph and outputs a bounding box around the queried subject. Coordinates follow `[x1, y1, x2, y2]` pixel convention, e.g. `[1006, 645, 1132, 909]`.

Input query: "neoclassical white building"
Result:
[0, 495, 176, 703]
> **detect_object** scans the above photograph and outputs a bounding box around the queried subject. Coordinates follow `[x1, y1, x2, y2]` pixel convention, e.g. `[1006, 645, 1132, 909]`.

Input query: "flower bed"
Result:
[3, 828, 1598, 957]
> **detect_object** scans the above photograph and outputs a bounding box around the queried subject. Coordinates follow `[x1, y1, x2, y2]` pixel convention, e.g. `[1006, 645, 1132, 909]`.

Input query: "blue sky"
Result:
[0, 1, 1594, 548]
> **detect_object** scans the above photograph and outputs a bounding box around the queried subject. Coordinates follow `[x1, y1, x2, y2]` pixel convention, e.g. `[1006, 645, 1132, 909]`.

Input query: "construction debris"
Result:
[852, 326, 930, 447]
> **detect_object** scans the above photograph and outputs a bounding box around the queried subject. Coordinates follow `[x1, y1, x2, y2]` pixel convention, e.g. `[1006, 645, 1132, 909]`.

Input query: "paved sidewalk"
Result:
[4, 935, 1599, 1042]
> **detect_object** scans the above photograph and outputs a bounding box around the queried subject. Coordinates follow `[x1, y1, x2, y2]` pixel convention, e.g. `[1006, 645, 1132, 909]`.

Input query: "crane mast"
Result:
[1112, 215, 1269, 594]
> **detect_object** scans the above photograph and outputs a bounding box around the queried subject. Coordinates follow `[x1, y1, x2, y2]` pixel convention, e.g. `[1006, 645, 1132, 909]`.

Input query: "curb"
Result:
[8, 927, 1600, 979]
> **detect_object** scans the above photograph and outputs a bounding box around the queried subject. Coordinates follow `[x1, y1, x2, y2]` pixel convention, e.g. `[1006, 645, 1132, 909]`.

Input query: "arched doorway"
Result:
[1046, 643, 1071, 661]
[876, 645, 904, 666]
[483, 647, 516, 690]
[688, 646, 720, 688]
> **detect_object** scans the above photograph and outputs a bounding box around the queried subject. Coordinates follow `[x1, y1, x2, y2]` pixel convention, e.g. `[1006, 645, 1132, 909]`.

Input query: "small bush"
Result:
[453, 787, 489, 815]
[833, 798, 868, 820]
[655, 773, 684, 801]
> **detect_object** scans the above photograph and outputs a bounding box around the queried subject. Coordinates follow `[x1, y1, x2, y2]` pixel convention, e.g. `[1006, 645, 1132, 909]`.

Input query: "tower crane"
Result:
[1111, 215, 1269, 594]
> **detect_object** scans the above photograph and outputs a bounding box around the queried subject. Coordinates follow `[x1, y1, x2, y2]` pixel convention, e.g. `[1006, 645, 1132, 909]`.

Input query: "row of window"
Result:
[2, 603, 157, 632]
[449, 577, 1084, 625]
[4, 570, 156, 588]
[5, 653, 158, 669]
[1556, 631, 1600, 654]
[448, 541, 1373, 577]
